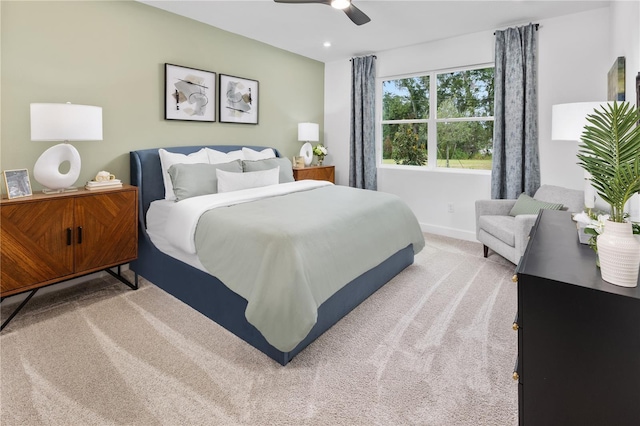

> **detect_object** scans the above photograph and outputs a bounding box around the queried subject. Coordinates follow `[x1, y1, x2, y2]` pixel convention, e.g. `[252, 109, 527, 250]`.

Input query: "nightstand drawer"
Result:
[293, 165, 335, 183]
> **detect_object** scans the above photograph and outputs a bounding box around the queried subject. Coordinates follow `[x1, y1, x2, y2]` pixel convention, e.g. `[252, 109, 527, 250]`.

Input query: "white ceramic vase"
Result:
[597, 220, 640, 288]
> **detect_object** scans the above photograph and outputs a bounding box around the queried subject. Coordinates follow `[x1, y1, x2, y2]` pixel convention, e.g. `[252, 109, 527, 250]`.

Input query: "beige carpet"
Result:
[1, 234, 517, 425]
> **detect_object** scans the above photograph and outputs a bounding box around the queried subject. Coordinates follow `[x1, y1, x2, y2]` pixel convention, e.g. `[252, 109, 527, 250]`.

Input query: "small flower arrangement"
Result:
[574, 209, 640, 254]
[313, 144, 327, 158]
[573, 210, 609, 253]
[313, 144, 327, 165]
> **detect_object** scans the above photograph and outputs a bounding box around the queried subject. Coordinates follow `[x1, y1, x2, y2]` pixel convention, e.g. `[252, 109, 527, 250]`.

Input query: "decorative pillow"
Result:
[205, 148, 245, 164]
[159, 148, 208, 201]
[168, 160, 243, 201]
[242, 147, 276, 161]
[216, 167, 280, 193]
[242, 158, 294, 183]
[509, 193, 564, 216]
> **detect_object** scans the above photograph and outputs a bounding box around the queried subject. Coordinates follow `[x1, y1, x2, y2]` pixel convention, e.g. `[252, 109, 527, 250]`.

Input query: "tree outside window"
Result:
[382, 66, 494, 170]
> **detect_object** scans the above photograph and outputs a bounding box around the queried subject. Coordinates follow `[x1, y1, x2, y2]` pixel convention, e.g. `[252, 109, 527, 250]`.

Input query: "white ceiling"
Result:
[138, 0, 610, 63]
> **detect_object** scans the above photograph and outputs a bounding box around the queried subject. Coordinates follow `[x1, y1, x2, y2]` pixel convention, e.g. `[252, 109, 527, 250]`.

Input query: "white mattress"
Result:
[146, 200, 208, 272]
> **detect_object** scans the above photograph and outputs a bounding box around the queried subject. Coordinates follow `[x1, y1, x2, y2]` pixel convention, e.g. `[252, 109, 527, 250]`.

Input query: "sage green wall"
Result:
[1, 1, 324, 191]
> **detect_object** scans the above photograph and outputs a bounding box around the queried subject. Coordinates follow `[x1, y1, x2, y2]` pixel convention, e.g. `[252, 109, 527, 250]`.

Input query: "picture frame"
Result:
[165, 63, 216, 122]
[636, 72, 640, 110]
[607, 56, 625, 102]
[293, 156, 305, 168]
[219, 74, 259, 124]
[3, 169, 32, 199]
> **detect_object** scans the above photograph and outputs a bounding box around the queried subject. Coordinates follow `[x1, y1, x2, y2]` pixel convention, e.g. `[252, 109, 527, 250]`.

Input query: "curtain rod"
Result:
[494, 23, 539, 35]
[350, 55, 377, 61]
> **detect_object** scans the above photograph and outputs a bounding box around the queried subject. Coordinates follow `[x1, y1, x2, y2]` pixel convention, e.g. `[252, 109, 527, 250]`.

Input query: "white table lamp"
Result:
[30, 103, 103, 193]
[551, 102, 613, 209]
[298, 122, 319, 166]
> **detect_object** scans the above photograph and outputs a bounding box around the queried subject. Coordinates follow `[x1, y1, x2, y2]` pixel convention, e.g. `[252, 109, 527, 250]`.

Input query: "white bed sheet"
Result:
[146, 199, 208, 272]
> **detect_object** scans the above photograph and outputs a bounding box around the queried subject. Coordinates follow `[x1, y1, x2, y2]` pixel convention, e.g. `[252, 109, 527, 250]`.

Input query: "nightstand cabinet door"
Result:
[74, 190, 138, 273]
[1, 198, 75, 294]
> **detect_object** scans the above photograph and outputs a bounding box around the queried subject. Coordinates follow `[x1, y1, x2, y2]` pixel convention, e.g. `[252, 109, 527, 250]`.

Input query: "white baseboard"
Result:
[420, 223, 477, 242]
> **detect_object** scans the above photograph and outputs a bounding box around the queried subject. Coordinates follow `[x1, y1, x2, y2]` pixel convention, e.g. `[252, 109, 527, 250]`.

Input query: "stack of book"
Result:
[85, 179, 123, 190]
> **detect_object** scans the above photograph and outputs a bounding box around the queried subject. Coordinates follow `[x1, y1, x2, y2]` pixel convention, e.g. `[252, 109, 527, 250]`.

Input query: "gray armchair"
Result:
[475, 185, 584, 264]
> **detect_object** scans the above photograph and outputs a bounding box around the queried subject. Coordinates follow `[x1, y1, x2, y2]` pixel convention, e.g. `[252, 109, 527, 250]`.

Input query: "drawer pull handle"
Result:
[77, 226, 83, 244]
[512, 322, 519, 331]
[513, 357, 519, 381]
[512, 371, 519, 381]
[511, 274, 518, 283]
[66, 228, 72, 246]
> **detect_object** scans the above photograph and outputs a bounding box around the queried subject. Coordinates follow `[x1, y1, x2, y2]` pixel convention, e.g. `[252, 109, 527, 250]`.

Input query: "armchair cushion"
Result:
[509, 193, 564, 216]
[478, 215, 516, 247]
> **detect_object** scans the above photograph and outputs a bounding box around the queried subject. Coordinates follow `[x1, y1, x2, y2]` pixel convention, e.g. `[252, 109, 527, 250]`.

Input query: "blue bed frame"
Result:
[129, 145, 415, 365]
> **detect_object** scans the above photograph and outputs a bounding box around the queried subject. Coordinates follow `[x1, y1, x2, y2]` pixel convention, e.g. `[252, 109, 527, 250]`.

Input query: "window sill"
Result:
[378, 163, 491, 176]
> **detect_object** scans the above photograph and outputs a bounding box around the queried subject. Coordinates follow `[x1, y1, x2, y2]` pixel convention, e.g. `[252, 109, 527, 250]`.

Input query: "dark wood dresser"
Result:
[515, 209, 640, 426]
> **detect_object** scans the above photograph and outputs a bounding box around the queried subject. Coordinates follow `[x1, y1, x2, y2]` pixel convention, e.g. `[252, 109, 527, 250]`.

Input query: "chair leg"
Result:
[483, 245, 489, 258]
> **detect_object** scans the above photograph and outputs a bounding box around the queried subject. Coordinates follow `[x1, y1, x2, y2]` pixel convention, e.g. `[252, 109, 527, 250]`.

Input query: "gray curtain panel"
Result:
[491, 23, 540, 199]
[349, 55, 377, 190]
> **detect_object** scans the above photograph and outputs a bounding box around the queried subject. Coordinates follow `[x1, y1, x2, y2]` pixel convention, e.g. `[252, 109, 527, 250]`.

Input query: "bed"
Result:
[129, 145, 424, 365]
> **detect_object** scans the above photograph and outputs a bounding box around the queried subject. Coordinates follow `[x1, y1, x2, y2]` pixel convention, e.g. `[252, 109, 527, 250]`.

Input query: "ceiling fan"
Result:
[273, 0, 371, 26]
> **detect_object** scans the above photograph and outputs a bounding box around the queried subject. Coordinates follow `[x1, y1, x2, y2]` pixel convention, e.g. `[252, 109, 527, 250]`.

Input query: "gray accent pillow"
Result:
[168, 160, 242, 201]
[509, 193, 564, 216]
[242, 157, 294, 183]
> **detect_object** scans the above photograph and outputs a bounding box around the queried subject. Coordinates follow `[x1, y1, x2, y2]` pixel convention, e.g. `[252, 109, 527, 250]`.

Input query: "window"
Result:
[381, 65, 494, 170]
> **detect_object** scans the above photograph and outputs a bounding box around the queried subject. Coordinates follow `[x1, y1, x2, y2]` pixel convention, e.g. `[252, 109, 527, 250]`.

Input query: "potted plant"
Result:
[577, 101, 640, 287]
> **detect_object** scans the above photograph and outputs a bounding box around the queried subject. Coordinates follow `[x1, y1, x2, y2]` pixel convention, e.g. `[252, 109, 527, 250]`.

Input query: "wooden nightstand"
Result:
[0, 185, 139, 330]
[293, 165, 335, 183]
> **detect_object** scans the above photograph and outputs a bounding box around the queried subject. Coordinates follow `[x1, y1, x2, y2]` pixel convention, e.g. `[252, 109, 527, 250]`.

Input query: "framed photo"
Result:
[219, 74, 259, 124]
[165, 63, 216, 122]
[293, 156, 305, 168]
[3, 169, 32, 199]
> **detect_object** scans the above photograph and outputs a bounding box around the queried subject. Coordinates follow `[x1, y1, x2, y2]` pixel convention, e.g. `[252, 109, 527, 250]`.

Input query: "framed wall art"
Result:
[219, 74, 259, 124]
[165, 63, 216, 122]
[636, 71, 640, 110]
[3, 169, 32, 199]
[607, 56, 625, 101]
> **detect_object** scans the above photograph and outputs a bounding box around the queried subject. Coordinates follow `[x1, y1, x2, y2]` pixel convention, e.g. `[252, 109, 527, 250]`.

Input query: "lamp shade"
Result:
[30, 103, 103, 141]
[298, 122, 319, 142]
[30, 103, 102, 192]
[551, 102, 610, 141]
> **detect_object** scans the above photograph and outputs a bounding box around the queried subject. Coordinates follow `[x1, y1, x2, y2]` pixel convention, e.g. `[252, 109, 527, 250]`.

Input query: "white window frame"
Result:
[378, 63, 494, 174]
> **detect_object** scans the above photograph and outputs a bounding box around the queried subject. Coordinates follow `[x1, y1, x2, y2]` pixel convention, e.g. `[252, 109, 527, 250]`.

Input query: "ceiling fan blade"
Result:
[274, 0, 371, 26]
[343, 3, 371, 26]
[273, 0, 331, 4]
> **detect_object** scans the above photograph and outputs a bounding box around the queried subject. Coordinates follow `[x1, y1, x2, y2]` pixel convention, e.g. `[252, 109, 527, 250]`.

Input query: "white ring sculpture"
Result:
[33, 143, 81, 191]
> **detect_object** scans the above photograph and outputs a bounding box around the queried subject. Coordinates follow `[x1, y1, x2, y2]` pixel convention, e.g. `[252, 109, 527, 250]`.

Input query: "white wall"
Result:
[609, 0, 640, 220]
[325, 7, 613, 241]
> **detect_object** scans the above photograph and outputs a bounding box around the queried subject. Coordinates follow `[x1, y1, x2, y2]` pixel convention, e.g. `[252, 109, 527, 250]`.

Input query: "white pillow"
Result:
[242, 147, 276, 161]
[216, 167, 280, 193]
[205, 148, 245, 164]
[159, 148, 208, 200]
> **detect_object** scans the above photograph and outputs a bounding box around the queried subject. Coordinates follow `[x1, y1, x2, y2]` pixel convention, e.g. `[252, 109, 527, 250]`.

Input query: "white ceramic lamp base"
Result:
[300, 142, 313, 166]
[33, 143, 81, 193]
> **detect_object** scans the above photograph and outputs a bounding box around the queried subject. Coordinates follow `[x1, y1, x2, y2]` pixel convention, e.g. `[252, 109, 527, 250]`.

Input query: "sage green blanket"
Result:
[194, 185, 425, 352]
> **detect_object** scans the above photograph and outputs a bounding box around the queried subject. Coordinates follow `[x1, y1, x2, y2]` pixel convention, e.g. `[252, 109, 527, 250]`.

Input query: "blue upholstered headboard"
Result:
[130, 145, 281, 228]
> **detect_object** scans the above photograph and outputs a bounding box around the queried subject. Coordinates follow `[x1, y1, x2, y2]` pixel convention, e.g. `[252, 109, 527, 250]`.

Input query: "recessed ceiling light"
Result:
[331, 0, 350, 10]
[323, 41, 331, 48]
